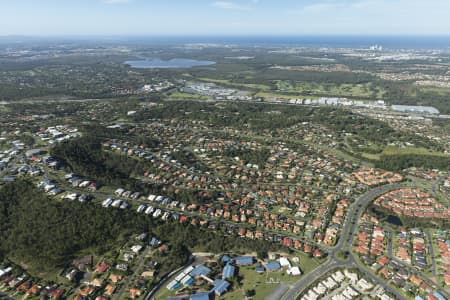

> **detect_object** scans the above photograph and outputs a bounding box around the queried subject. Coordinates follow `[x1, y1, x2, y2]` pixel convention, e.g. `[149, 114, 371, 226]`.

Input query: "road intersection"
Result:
[280, 183, 409, 300]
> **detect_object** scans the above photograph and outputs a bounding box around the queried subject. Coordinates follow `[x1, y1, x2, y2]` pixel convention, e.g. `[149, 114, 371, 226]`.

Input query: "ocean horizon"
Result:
[1, 35, 450, 50]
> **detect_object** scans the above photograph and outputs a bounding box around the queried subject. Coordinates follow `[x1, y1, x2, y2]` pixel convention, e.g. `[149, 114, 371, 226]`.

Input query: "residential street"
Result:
[279, 183, 410, 300]
[425, 229, 438, 279]
[386, 227, 394, 258]
[146, 256, 196, 300]
[113, 247, 151, 300]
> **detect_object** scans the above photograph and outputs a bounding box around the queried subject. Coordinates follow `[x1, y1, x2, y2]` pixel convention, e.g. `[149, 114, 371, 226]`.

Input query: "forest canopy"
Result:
[0, 180, 279, 271]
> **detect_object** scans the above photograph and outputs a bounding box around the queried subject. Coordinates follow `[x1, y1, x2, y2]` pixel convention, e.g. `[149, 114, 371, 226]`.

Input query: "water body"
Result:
[124, 57, 215, 69]
[112, 36, 450, 50]
[386, 215, 403, 226]
[207, 35, 450, 50]
[2, 36, 450, 51]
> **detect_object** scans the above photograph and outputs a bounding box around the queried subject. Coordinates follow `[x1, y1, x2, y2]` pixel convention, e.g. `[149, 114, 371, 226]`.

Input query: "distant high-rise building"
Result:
[369, 44, 383, 51]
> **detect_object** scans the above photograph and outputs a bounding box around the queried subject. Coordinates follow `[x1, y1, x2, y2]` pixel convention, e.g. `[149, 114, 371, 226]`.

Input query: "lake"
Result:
[124, 58, 215, 69]
[386, 215, 403, 226]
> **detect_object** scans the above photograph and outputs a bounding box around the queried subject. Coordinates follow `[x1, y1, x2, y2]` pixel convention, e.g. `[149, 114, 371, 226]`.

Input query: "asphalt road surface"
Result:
[280, 183, 410, 300]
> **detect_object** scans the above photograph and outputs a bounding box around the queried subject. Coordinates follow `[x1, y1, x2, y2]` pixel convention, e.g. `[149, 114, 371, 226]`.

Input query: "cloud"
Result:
[285, 1, 344, 16]
[301, 2, 340, 13]
[211, 1, 250, 10]
[102, 0, 132, 4]
[282, 0, 450, 35]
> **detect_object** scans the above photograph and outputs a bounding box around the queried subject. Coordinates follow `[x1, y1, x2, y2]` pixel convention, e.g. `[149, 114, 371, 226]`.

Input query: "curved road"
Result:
[145, 256, 195, 300]
[281, 183, 409, 300]
[333, 183, 407, 253]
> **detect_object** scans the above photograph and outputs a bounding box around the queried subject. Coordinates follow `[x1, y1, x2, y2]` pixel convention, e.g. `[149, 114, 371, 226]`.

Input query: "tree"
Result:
[257, 249, 268, 260]
[245, 289, 256, 297]
[0, 180, 281, 271]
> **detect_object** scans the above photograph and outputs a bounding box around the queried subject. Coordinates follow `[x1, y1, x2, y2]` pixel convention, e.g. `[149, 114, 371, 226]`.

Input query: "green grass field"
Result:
[360, 146, 450, 161]
[198, 78, 229, 84]
[154, 253, 321, 300]
[361, 152, 382, 160]
[382, 146, 449, 157]
[224, 254, 321, 300]
[199, 77, 271, 91]
[223, 266, 281, 300]
[418, 86, 450, 95]
[275, 81, 386, 99]
[169, 93, 210, 100]
[255, 92, 320, 100]
[196, 78, 386, 99]
[0, 105, 9, 112]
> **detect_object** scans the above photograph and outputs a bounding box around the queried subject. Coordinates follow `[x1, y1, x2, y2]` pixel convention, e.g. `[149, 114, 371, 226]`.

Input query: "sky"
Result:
[0, 0, 449, 36]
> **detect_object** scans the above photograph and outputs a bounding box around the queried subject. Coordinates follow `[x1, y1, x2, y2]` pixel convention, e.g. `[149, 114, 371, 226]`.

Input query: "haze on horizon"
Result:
[1, 0, 450, 37]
